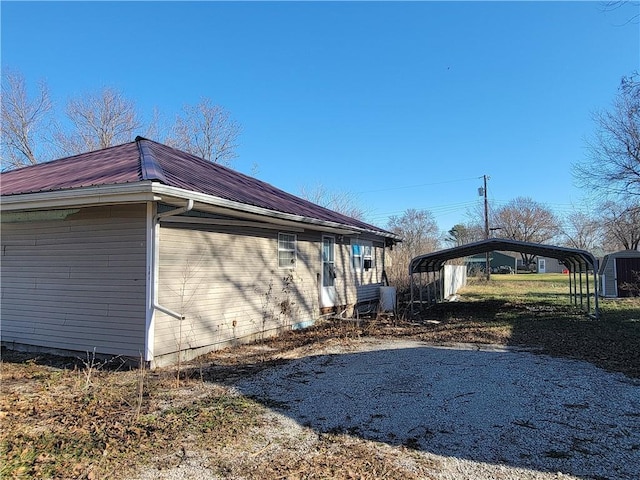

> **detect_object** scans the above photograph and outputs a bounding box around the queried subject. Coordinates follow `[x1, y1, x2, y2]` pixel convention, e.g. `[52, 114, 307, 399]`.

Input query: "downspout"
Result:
[153, 199, 194, 319]
[146, 199, 194, 365]
[156, 199, 194, 222]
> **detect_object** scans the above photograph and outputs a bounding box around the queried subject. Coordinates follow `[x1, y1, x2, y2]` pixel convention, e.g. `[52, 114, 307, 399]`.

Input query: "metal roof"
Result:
[410, 238, 597, 274]
[1, 137, 398, 240]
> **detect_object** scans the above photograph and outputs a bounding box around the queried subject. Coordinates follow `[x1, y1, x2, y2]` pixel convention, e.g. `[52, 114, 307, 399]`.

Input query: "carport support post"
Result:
[586, 266, 591, 313]
[419, 272, 424, 306]
[568, 267, 573, 304]
[579, 266, 584, 310]
[410, 271, 415, 315]
[426, 272, 431, 305]
[572, 268, 578, 306]
[593, 267, 600, 319]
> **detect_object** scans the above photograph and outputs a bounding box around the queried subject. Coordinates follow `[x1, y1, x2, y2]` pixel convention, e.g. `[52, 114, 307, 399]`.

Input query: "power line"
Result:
[366, 200, 480, 221]
[355, 176, 480, 195]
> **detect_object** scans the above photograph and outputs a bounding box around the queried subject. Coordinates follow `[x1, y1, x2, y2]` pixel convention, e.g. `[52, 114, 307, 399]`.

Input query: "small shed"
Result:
[599, 250, 640, 298]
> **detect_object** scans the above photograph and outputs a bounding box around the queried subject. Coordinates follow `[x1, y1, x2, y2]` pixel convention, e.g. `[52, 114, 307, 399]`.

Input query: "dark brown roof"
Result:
[1, 142, 144, 194]
[1, 137, 395, 237]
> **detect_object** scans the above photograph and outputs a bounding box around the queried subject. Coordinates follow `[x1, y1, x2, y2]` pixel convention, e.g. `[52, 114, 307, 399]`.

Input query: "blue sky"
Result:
[2, 1, 638, 232]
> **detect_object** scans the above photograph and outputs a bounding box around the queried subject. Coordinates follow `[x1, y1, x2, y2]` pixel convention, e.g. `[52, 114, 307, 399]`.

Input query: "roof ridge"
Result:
[136, 136, 167, 183]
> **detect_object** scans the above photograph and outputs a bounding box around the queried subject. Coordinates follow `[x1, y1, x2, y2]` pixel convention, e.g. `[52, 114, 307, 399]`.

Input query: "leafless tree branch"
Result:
[166, 98, 241, 166]
[299, 183, 367, 220]
[574, 73, 640, 199]
[1, 70, 54, 168]
[55, 87, 142, 155]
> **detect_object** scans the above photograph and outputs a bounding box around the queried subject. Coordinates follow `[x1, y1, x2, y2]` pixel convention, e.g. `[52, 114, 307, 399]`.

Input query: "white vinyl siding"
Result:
[328, 237, 386, 307]
[0, 205, 147, 357]
[154, 225, 319, 361]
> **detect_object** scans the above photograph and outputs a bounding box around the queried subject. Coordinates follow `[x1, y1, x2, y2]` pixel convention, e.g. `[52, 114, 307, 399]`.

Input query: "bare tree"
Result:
[445, 222, 484, 247]
[574, 74, 640, 198]
[600, 1, 640, 25]
[1, 70, 54, 168]
[601, 200, 640, 251]
[299, 183, 366, 220]
[494, 197, 561, 267]
[166, 98, 241, 166]
[386, 209, 441, 289]
[560, 210, 603, 251]
[2, 70, 245, 168]
[55, 87, 142, 155]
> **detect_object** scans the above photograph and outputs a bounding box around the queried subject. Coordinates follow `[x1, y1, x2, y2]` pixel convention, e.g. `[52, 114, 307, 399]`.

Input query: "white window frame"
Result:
[351, 239, 374, 272]
[278, 232, 297, 269]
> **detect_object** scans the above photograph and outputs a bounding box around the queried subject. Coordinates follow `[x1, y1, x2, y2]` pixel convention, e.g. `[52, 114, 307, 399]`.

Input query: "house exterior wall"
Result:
[153, 223, 387, 365]
[155, 224, 319, 362]
[0, 205, 147, 358]
[340, 236, 387, 308]
[540, 257, 566, 274]
[514, 256, 566, 273]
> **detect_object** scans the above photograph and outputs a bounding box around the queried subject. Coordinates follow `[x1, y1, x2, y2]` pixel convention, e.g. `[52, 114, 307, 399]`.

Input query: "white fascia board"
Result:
[0, 182, 160, 212]
[151, 183, 399, 240]
[1, 181, 399, 240]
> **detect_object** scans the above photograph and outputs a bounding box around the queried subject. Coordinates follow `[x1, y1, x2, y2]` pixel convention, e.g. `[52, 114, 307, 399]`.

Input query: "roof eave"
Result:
[0, 182, 160, 212]
[0, 182, 400, 241]
[151, 184, 401, 240]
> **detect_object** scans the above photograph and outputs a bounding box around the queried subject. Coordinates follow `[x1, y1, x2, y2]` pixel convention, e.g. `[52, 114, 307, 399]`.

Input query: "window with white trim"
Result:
[278, 233, 297, 268]
[351, 239, 374, 271]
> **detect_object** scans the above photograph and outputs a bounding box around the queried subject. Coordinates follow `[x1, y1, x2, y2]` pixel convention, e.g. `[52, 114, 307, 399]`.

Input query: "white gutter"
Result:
[0, 182, 159, 211]
[151, 184, 400, 241]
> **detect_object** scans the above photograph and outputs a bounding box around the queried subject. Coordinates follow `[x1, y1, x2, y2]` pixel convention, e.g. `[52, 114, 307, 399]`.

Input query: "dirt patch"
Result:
[2, 297, 639, 479]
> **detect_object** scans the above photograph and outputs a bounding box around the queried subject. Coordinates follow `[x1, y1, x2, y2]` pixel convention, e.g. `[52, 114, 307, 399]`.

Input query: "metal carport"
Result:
[409, 238, 599, 318]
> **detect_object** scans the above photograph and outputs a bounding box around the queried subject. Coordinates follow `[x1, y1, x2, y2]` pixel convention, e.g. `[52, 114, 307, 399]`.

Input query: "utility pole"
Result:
[482, 175, 490, 280]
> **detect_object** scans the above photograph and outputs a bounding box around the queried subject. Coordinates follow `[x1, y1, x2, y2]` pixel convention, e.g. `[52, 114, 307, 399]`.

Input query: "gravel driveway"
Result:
[235, 339, 640, 480]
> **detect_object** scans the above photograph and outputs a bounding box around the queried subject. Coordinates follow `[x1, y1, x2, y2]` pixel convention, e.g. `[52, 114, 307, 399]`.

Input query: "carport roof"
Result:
[409, 238, 597, 274]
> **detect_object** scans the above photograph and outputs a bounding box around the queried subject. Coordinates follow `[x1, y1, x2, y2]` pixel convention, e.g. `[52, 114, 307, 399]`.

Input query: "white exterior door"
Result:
[320, 236, 337, 307]
[538, 258, 546, 274]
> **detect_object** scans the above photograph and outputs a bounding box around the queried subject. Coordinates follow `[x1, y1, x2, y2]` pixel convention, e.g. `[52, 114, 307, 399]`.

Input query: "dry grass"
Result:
[1, 273, 639, 479]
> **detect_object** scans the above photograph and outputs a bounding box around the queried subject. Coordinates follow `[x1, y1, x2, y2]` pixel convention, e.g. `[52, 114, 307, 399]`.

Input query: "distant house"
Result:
[599, 250, 640, 298]
[465, 251, 566, 274]
[0, 138, 400, 367]
[518, 256, 566, 274]
[466, 251, 517, 273]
